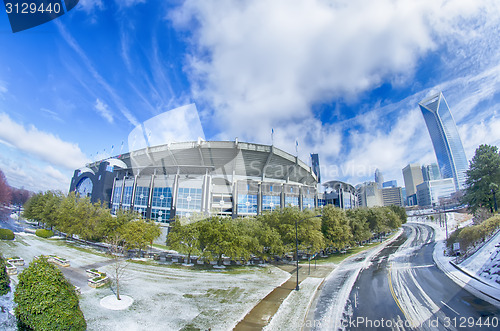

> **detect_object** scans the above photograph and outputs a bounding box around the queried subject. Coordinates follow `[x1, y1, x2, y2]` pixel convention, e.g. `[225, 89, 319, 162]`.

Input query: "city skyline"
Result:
[0, 1, 499, 192]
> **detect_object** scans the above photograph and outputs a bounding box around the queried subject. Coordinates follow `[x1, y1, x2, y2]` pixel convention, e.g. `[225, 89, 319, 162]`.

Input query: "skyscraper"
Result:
[374, 169, 384, 189]
[402, 163, 424, 206]
[422, 163, 441, 182]
[419, 92, 468, 191]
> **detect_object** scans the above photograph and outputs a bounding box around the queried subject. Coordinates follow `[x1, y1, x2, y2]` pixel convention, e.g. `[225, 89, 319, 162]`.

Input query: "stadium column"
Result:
[118, 174, 127, 210]
[257, 182, 262, 215]
[201, 169, 211, 213]
[280, 184, 285, 210]
[110, 176, 117, 211]
[232, 174, 238, 218]
[131, 175, 138, 212]
[339, 186, 344, 209]
[171, 169, 180, 219]
[147, 174, 155, 221]
[299, 187, 303, 211]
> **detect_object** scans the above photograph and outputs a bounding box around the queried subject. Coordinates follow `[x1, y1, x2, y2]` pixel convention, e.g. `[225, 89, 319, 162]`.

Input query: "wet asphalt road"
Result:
[308, 223, 500, 330]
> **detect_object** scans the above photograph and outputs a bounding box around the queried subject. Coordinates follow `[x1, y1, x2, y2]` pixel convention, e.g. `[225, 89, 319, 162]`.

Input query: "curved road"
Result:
[307, 223, 500, 330]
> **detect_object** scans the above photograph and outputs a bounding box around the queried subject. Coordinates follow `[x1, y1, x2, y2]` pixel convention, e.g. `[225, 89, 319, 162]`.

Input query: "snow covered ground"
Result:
[459, 229, 500, 287]
[0, 233, 290, 330]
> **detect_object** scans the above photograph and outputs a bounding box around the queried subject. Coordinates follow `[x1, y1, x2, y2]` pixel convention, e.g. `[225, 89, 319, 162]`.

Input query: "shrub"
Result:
[14, 256, 87, 330]
[35, 229, 54, 238]
[0, 228, 14, 240]
[0, 253, 10, 295]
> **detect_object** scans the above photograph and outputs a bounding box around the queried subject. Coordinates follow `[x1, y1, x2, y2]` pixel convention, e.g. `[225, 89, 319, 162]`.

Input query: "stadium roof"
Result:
[85, 140, 317, 185]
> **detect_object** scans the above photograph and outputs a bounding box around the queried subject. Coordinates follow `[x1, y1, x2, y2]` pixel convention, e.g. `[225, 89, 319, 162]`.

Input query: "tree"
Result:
[97, 209, 136, 239]
[40, 191, 63, 229]
[14, 256, 86, 330]
[22, 192, 45, 223]
[120, 219, 161, 255]
[0, 253, 10, 296]
[387, 205, 407, 225]
[55, 193, 80, 238]
[167, 221, 200, 263]
[198, 217, 244, 265]
[321, 205, 352, 250]
[10, 187, 31, 207]
[237, 217, 284, 260]
[106, 234, 129, 301]
[346, 208, 372, 245]
[0, 169, 12, 220]
[462, 144, 500, 216]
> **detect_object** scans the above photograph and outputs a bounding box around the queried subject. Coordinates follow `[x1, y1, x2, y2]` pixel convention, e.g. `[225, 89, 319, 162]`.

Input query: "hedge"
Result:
[0, 228, 14, 240]
[14, 256, 87, 330]
[35, 229, 54, 238]
[0, 253, 10, 295]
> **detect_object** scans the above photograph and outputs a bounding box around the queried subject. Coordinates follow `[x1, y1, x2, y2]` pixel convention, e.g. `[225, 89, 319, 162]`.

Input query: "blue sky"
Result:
[0, 0, 499, 192]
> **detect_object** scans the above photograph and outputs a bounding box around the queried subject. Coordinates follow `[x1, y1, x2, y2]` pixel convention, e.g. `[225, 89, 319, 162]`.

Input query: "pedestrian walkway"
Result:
[234, 264, 334, 330]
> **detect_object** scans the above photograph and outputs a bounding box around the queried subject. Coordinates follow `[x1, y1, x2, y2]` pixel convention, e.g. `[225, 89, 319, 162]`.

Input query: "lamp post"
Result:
[295, 214, 322, 291]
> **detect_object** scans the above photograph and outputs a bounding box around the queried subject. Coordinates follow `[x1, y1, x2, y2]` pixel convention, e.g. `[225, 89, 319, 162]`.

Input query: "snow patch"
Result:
[100, 295, 134, 310]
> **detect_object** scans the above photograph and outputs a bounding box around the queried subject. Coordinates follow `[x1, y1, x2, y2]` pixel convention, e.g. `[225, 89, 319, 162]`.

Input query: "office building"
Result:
[403, 163, 424, 205]
[321, 181, 358, 210]
[356, 182, 384, 207]
[416, 178, 456, 207]
[382, 187, 404, 207]
[422, 163, 441, 182]
[383, 180, 397, 188]
[375, 169, 384, 189]
[419, 92, 468, 191]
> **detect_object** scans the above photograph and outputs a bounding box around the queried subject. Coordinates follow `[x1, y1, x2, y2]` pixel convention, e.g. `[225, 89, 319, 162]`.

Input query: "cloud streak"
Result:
[0, 113, 88, 170]
[94, 98, 114, 123]
[55, 21, 139, 127]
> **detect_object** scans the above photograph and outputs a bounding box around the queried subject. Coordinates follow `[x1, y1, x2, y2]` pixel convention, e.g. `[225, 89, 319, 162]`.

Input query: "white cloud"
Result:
[0, 144, 72, 192]
[170, 0, 500, 186]
[94, 98, 114, 123]
[459, 111, 500, 159]
[0, 113, 89, 170]
[116, 0, 146, 8]
[77, 0, 104, 13]
[171, 0, 458, 134]
[0, 80, 7, 95]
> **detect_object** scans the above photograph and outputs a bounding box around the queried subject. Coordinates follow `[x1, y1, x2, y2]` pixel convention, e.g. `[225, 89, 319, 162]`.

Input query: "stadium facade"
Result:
[69, 140, 354, 223]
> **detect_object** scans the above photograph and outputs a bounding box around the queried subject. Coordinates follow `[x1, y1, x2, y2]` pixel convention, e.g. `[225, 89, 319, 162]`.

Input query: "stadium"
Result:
[69, 139, 323, 223]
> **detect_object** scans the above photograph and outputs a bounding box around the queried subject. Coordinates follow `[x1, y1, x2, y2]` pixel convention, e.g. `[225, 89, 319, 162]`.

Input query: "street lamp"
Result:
[295, 214, 322, 291]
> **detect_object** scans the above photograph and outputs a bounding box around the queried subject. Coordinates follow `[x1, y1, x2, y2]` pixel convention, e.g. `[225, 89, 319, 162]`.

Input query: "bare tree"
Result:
[106, 234, 129, 300]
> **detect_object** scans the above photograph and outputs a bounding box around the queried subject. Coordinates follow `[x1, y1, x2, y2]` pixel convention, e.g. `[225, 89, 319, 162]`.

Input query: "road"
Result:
[306, 223, 500, 330]
[0, 213, 25, 233]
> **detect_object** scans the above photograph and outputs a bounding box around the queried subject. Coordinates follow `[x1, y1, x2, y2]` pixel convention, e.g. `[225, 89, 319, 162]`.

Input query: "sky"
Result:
[0, 0, 499, 193]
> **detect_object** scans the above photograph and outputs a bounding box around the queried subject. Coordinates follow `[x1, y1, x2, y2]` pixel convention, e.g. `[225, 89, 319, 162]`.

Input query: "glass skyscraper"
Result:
[419, 92, 468, 191]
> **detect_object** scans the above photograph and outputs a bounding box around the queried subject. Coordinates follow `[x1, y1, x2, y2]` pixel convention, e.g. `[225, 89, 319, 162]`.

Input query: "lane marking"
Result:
[440, 300, 460, 315]
[387, 262, 415, 327]
[390, 264, 435, 270]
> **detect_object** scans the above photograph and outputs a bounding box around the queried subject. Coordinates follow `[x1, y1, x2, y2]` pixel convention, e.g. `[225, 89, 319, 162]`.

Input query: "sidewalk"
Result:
[234, 264, 334, 330]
